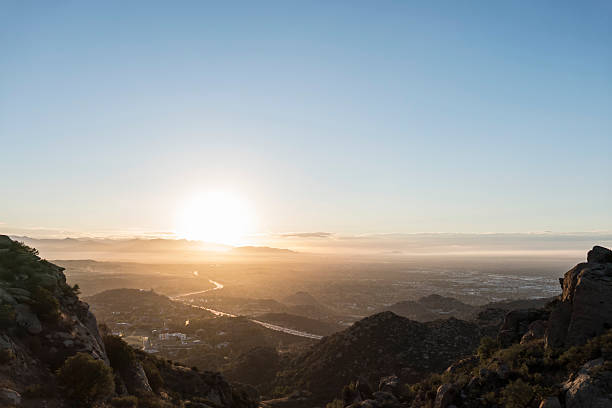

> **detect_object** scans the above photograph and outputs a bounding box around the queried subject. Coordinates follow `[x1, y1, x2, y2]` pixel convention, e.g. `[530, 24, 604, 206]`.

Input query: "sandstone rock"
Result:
[587, 246, 612, 264]
[444, 356, 477, 375]
[0, 388, 21, 406]
[121, 360, 153, 395]
[498, 308, 549, 347]
[14, 304, 42, 334]
[563, 358, 612, 408]
[546, 247, 612, 348]
[434, 384, 457, 408]
[521, 320, 548, 344]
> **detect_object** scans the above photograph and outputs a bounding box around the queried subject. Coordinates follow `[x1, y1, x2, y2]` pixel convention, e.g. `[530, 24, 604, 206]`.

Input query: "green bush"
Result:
[326, 399, 343, 408]
[499, 379, 534, 408]
[22, 383, 54, 398]
[111, 395, 138, 408]
[477, 336, 499, 360]
[559, 329, 612, 372]
[104, 335, 135, 371]
[57, 352, 115, 406]
[29, 286, 60, 322]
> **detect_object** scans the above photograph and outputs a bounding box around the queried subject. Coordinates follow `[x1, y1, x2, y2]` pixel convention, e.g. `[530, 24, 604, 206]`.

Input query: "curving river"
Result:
[171, 279, 323, 340]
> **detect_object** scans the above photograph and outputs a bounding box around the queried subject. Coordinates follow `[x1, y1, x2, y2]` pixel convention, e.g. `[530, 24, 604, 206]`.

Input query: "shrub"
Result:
[500, 379, 535, 408]
[559, 329, 612, 372]
[142, 359, 164, 392]
[477, 336, 499, 360]
[22, 383, 54, 398]
[326, 399, 343, 408]
[104, 335, 135, 371]
[29, 286, 60, 322]
[0, 304, 15, 328]
[57, 352, 114, 406]
[137, 394, 175, 408]
[111, 395, 138, 408]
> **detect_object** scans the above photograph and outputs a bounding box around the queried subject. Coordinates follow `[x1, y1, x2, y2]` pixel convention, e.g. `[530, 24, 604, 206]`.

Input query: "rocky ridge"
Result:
[0, 236, 255, 408]
[330, 246, 612, 408]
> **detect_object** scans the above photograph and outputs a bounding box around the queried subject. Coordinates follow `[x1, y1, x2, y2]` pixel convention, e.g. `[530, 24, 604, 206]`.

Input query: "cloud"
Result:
[279, 232, 334, 239]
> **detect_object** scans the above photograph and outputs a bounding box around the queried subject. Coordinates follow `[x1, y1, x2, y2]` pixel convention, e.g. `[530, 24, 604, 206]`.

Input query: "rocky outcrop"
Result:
[520, 319, 548, 344]
[433, 383, 458, 408]
[563, 358, 612, 408]
[546, 246, 612, 348]
[0, 236, 255, 408]
[0, 388, 21, 407]
[498, 308, 549, 347]
[587, 246, 612, 264]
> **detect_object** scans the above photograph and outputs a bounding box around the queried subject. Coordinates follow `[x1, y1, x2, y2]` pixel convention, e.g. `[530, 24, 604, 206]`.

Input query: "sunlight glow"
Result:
[176, 192, 255, 245]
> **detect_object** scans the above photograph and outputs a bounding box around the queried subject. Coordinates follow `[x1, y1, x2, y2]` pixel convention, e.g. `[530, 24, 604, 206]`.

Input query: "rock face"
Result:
[498, 308, 550, 347]
[563, 358, 612, 408]
[546, 246, 612, 348]
[0, 388, 21, 407]
[587, 246, 612, 264]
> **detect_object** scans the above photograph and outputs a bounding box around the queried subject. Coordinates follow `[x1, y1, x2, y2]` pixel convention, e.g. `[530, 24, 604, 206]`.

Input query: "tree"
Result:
[477, 336, 498, 360]
[104, 334, 135, 371]
[57, 352, 114, 406]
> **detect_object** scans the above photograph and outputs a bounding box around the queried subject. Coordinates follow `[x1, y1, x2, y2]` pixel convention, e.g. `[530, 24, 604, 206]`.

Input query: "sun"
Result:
[176, 192, 254, 245]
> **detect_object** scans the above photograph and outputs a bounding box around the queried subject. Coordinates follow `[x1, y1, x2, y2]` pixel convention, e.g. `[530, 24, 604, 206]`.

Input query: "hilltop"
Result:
[279, 312, 482, 401]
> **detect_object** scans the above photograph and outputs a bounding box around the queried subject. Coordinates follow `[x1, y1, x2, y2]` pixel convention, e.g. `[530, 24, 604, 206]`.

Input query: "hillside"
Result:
[0, 236, 255, 408]
[378, 293, 552, 323]
[280, 312, 482, 401]
[255, 312, 343, 336]
[330, 246, 612, 408]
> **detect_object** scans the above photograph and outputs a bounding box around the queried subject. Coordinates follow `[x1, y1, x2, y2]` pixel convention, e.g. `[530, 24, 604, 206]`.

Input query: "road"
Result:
[172, 279, 224, 298]
[171, 279, 324, 340]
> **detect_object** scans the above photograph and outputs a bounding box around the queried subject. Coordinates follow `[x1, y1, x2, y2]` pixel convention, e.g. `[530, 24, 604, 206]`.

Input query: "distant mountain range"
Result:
[377, 293, 552, 322]
[10, 236, 297, 262]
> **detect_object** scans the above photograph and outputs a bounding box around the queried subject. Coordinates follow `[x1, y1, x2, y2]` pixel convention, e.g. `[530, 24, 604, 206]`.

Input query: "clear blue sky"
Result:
[1, 1, 611, 240]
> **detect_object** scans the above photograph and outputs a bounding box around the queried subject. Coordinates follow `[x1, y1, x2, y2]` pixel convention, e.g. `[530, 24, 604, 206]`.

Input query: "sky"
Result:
[1, 1, 611, 247]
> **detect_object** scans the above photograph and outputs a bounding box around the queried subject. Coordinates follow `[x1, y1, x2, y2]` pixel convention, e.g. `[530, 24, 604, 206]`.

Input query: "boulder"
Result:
[0, 388, 21, 406]
[121, 360, 153, 395]
[434, 384, 457, 408]
[14, 304, 42, 334]
[587, 246, 612, 264]
[563, 358, 612, 408]
[378, 375, 399, 394]
[546, 247, 612, 348]
[444, 356, 477, 375]
[521, 320, 548, 344]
